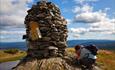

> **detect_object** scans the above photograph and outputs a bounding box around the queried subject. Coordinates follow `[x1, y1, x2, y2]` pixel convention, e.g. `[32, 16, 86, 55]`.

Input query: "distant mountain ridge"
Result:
[0, 42, 27, 50]
[67, 40, 115, 49]
[0, 40, 115, 50]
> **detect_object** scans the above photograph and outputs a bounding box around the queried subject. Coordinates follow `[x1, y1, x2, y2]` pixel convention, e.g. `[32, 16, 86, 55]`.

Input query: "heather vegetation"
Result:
[3, 49, 19, 54]
[66, 48, 115, 70]
[0, 49, 26, 63]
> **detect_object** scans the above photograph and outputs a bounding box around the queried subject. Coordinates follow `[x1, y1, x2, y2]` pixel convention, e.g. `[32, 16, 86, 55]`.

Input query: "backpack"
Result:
[85, 44, 98, 55]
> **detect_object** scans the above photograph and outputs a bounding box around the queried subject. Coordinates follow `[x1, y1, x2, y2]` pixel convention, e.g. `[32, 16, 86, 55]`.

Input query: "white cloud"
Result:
[73, 4, 110, 23]
[104, 8, 110, 12]
[74, 12, 103, 23]
[70, 15, 115, 36]
[90, 19, 115, 29]
[70, 19, 115, 35]
[0, 0, 31, 14]
[73, 4, 93, 13]
[71, 0, 115, 38]
[0, 0, 32, 29]
[70, 28, 88, 34]
[67, 19, 72, 24]
[73, 34, 80, 38]
[0, 30, 25, 35]
[0, 0, 32, 42]
[89, 20, 115, 34]
[74, 0, 98, 5]
[0, 15, 24, 28]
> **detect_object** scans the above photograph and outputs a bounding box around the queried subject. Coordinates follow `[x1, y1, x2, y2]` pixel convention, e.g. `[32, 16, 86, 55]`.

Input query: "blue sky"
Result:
[0, 0, 115, 42]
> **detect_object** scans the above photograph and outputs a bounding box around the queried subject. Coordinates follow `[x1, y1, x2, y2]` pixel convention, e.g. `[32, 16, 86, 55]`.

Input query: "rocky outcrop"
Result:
[13, 57, 79, 70]
[13, 56, 101, 70]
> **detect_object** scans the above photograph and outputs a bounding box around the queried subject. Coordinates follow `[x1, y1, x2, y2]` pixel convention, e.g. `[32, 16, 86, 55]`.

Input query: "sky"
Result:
[0, 0, 115, 42]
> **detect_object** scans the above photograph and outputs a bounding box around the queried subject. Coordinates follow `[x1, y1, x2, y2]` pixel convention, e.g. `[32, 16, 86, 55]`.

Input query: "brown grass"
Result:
[0, 48, 115, 70]
[97, 50, 115, 70]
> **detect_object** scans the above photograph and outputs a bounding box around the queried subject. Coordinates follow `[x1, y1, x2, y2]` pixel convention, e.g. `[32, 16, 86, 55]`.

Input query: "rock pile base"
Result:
[13, 57, 102, 70]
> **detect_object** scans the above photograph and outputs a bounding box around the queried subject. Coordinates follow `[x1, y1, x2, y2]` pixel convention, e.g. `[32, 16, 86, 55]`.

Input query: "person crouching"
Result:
[74, 45, 98, 70]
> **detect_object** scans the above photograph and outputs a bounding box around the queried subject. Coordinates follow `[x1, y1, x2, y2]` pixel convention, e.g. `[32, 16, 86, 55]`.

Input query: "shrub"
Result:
[4, 49, 19, 54]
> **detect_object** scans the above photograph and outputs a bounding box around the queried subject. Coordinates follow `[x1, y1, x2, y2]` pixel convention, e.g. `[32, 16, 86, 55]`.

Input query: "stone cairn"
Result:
[23, 1, 68, 58]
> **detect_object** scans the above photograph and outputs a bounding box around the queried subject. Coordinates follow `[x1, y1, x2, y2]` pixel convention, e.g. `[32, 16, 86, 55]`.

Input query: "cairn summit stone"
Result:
[23, 1, 68, 57]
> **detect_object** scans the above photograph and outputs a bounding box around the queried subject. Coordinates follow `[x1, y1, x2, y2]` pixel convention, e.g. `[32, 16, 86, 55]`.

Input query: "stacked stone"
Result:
[23, 1, 68, 58]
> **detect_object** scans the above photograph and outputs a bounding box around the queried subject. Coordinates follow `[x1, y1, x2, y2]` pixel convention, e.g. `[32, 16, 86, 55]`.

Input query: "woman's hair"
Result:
[74, 45, 81, 51]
